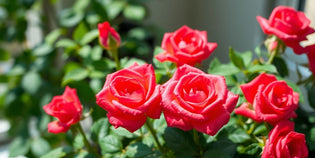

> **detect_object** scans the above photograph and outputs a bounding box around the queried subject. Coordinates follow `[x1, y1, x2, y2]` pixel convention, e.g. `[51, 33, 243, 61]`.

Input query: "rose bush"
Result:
[161, 64, 238, 135]
[155, 25, 217, 66]
[96, 63, 161, 132]
[262, 121, 308, 158]
[234, 73, 299, 125]
[257, 6, 315, 54]
[43, 86, 83, 133]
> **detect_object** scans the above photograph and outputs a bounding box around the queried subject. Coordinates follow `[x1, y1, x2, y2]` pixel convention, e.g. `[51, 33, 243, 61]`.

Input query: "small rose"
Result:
[262, 121, 308, 158]
[257, 6, 315, 54]
[235, 73, 299, 125]
[96, 63, 161, 132]
[155, 25, 217, 66]
[43, 86, 83, 133]
[98, 21, 121, 50]
[161, 65, 238, 135]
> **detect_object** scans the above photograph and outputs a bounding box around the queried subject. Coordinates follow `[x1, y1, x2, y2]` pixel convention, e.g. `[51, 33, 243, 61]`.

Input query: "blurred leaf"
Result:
[91, 118, 110, 142]
[91, 0, 109, 21]
[120, 57, 146, 68]
[228, 128, 251, 143]
[106, 1, 125, 20]
[73, 134, 84, 150]
[240, 51, 252, 67]
[126, 142, 153, 158]
[0, 48, 11, 61]
[273, 56, 289, 77]
[62, 68, 89, 86]
[73, 22, 88, 41]
[247, 64, 277, 73]
[99, 135, 122, 154]
[128, 28, 147, 40]
[203, 139, 236, 158]
[40, 146, 73, 158]
[56, 39, 77, 48]
[31, 137, 51, 157]
[9, 137, 31, 157]
[123, 4, 146, 21]
[229, 48, 245, 70]
[21, 71, 42, 95]
[45, 29, 62, 45]
[78, 45, 91, 58]
[80, 29, 99, 45]
[73, 0, 90, 12]
[33, 44, 53, 56]
[90, 45, 103, 61]
[59, 9, 84, 27]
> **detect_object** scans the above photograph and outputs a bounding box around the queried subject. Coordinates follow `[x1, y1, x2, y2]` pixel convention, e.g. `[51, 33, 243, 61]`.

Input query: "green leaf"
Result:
[9, 137, 31, 157]
[110, 126, 136, 138]
[123, 4, 146, 21]
[73, 22, 88, 41]
[0, 48, 11, 61]
[253, 124, 268, 135]
[90, 45, 103, 61]
[62, 68, 89, 86]
[240, 51, 253, 67]
[247, 64, 277, 73]
[152, 46, 169, 69]
[99, 135, 122, 154]
[45, 29, 62, 45]
[106, 1, 125, 20]
[120, 57, 146, 68]
[91, 118, 110, 142]
[273, 56, 289, 77]
[40, 146, 72, 158]
[73, 0, 90, 12]
[228, 128, 251, 143]
[59, 9, 84, 27]
[203, 139, 236, 158]
[78, 45, 91, 58]
[126, 142, 153, 158]
[308, 86, 315, 109]
[128, 27, 148, 40]
[73, 134, 84, 150]
[33, 44, 53, 56]
[237, 143, 262, 155]
[164, 127, 195, 157]
[31, 138, 51, 157]
[21, 71, 42, 95]
[80, 29, 99, 45]
[56, 39, 77, 48]
[229, 48, 245, 70]
[209, 64, 240, 76]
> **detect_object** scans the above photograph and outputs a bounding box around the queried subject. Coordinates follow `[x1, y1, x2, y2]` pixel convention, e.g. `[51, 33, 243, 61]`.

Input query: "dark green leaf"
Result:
[62, 68, 89, 86]
[308, 86, 315, 109]
[40, 146, 73, 158]
[99, 135, 122, 154]
[0, 48, 11, 61]
[126, 142, 153, 158]
[228, 128, 251, 143]
[237, 143, 262, 155]
[91, 118, 110, 142]
[253, 124, 267, 135]
[273, 56, 289, 77]
[31, 138, 51, 157]
[229, 48, 245, 70]
[73, 22, 89, 42]
[203, 139, 236, 158]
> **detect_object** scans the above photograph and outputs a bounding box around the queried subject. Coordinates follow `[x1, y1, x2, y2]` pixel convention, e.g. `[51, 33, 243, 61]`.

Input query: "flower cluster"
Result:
[42, 5, 313, 158]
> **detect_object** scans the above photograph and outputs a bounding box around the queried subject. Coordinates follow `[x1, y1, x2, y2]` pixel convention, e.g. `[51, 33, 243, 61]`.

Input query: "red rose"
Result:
[155, 25, 217, 66]
[235, 73, 299, 125]
[262, 121, 308, 158]
[43, 86, 83, 133]
[96, 63, 161, 132]
[98, 21, 121, 50]
[161, 65, 238, 135]
[306, 45, 315, 76]
[257, 6, 315, 54]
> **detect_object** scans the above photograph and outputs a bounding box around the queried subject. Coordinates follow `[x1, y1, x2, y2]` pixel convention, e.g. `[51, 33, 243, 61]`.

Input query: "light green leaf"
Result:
[33, 44, 53, 56]
[22, 71, 42, 95]
[56, 39, 77, 48]
[31, 138, 51, 157]
[123, 4, 146, 21]
[106, 1, 125, 20]
[9, 137, 31, 157]
[99, 135, 122, 154]
[62, 68, 89, 86]
[80, 29, 99, 45]
[91, 118, 110, 142]
[247, 64, 277, 73]
[45, 29, 62, 45]
[73, 22, 88, 41]
[40, 146, 72, 158]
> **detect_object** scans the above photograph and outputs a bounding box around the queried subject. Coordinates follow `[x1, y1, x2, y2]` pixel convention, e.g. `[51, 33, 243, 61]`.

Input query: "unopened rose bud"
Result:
[98, 21, 121, 50]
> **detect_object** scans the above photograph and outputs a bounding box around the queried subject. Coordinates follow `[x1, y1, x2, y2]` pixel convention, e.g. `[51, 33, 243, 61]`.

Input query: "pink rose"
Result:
[161, 65, 238, 135]
[257, 6, 315, 54]
[98, 21, 121, 50]
[96, 63, 161, 132]
[262, 121, 308, 158]
[235, 73, 299, 125]
[43, 86, 83, 133]
[155, 25, 217, 66]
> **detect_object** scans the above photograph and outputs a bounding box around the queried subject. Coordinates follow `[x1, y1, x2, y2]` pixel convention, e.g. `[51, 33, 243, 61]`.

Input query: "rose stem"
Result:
[193, 129, 203, 157]
[267, 38, 284, 64]
[76, 123, 102, 158]
[145, 119, 164, 153]
[110, 49, 121, 70]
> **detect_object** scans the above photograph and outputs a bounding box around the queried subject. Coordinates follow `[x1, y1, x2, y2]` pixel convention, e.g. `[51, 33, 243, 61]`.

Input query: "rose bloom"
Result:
[96, 63, 161, 132]
[234, 73, 299, 125]
[262, 121, 308, 158]
[98, 21, 121, 50]
[43, 86, 83, 133]
[306, 44, 315, 76]
[257, 6, 315, 54]
[161, 64, 238, 135]
[155, 25, 217, 66]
